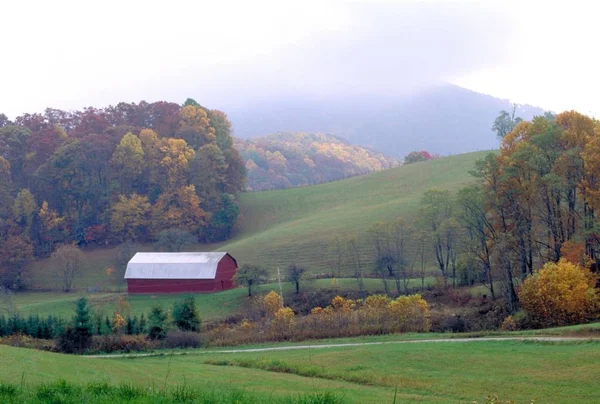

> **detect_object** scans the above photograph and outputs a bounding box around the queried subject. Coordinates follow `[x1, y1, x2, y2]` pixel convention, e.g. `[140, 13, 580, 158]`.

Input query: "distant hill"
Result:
[226, 84, 545, 157]
[234, 132, 397, 191]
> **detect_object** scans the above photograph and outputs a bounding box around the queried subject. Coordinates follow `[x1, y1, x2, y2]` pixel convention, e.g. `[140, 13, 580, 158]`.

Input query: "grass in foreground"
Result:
[0, 379, 343, 404]
[2, 336, 599, 403]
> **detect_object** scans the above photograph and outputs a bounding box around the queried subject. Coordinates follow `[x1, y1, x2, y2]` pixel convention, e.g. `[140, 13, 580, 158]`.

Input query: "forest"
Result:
[235, 132, 396, 191]
[0, 99, 245, 289]
[360, 110, 600, 319]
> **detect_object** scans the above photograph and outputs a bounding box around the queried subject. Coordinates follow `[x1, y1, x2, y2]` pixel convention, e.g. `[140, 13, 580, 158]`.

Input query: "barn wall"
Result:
[127, 279, 219, 294]
[214, 254, 238, 291]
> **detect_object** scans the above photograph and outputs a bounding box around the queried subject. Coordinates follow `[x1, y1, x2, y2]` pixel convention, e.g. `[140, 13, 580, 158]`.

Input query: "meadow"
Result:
[9, 278, 437, 320]
[24, 151, 489, 294]
[1, 337, 598, 403]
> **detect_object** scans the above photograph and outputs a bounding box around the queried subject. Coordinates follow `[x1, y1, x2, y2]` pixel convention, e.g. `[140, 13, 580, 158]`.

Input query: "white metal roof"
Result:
[124, 252, 230, 280]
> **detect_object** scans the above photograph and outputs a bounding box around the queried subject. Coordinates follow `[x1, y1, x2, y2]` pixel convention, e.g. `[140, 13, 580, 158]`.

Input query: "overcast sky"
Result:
[1, 0, 598, 118]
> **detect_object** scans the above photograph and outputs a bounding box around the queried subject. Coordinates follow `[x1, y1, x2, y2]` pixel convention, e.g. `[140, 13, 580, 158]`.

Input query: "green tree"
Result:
[147, 306, 168, 340]
[235, 264, 268, 297]
[172, 296, 201, 331]
[58, 297, 93, 353]
[153, 228, 196, 252]
[286, 264, 306, 294]
[492, 105, 522, 138]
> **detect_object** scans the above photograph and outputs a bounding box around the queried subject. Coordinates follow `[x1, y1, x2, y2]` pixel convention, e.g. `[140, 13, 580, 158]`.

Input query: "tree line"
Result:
[327, 110, 600, 315]
[235, 132, 396, 191]
[0, 99, 246, 290]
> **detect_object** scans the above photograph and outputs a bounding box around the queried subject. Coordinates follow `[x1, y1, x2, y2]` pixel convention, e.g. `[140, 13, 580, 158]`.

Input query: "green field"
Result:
[11, 278, 437, 320]
[1, 337, 598, 403]
[222, 151, 489, 273]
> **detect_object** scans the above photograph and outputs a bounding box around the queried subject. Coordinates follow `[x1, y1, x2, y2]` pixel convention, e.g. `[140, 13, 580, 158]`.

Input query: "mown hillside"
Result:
[235, 132, 397, 191]
[219, 150, 489, 274]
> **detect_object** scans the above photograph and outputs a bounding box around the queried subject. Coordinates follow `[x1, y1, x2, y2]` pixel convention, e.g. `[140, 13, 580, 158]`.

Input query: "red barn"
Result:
[124, 252, 238, 294]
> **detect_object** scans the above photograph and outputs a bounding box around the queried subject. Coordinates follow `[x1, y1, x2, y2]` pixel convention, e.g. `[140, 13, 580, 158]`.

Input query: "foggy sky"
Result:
[1, 1, 597, 118]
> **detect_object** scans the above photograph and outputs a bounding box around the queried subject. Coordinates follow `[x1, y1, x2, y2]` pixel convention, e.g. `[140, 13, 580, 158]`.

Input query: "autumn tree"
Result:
[176, 105, 216, 148]
[12, 188, 37, 233]
[151, 185, 206, 235]
[111, 194, 151, 241]
[235, 264, 268, 297]
[0, 157, 13, 220]
[159, 138, 195, 189]
[51, 244, 85, 292]
[110, 132, 144, 194]
[519, 259, 598, 327]
[38, 201, 65, 254]
[404, 151, 433, 164]
[0, 236, 34, 290]
[457, 185, 496, 299]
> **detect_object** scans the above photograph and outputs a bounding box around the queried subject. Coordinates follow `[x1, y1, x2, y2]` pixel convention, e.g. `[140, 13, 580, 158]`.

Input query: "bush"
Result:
[172, 296, 201, 332]
[500, 316, 517, 331]
[271, 307, 295, 335]
[57, 326, 92, 353]
[519, 259, 599, 327]
[440, 315, 468, 333]
[90, 335, 151, 354]
[162, 331, 204, 349]
[0, 334, 56, 351]
[388, 294, 431, 332]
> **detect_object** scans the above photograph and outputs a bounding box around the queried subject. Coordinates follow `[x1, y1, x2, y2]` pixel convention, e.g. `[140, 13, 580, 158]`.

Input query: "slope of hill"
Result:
[225, 84, 544, 157]
[235, 132, 397, 191]
[219, 150, 489, 273]
[25, 151, 488, 288]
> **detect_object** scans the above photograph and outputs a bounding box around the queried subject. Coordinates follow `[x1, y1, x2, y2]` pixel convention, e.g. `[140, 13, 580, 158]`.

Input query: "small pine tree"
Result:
[138, 314, 147, 335]
[172, 296, 201, 332]
[58, 297, 93, 353]
[147, 306, 167, 340]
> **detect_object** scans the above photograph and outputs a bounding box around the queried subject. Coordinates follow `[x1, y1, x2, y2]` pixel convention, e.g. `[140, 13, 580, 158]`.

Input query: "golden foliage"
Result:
[364, 294, 391, 310]
[500, 316, 517, 331]
[519, 259, 599, 327]
[112, 313, 126, 334]
[159, 138, 195, 187]
[110, 193, 151, 241]
[388, 294, 431, 332]
[271, 307, 295, 333]
[262, 291, 283, 317]
[151, 185, 206, 234]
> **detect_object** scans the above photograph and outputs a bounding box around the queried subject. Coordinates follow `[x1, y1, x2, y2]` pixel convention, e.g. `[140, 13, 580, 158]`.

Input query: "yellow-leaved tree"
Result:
[519, 259, 598, 327]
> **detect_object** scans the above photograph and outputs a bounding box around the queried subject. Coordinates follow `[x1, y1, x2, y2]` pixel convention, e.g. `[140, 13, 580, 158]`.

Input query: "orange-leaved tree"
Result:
[519, 259, 598, 327]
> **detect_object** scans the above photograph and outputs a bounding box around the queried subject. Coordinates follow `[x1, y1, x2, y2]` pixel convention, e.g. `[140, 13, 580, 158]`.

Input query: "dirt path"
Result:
[86, 336, 594, 359]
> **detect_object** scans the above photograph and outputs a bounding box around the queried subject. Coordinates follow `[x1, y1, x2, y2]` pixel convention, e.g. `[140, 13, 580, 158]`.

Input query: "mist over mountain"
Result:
[226, 84, 545, 157]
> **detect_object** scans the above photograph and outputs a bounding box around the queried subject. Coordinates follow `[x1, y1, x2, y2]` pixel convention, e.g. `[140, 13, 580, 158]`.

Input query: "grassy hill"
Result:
[1, 337, 598, 403]
[220, 150, 490, 274]
[25, 150, 489, 292]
